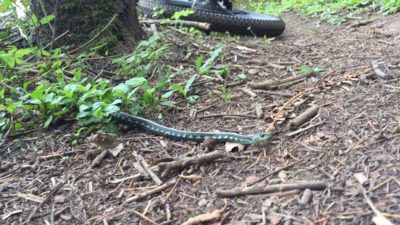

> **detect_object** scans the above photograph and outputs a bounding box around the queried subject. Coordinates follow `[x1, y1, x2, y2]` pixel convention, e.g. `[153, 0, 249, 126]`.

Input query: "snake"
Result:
[112, 112, 272, 145]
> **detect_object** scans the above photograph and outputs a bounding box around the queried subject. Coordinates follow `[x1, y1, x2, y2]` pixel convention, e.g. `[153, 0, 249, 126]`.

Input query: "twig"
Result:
[247, 160, 302, 186]
[216, 181, 327, 198]
[347, 18, 375, 29]
[182, 208, 224, 225]
[241, 87, 257, 98]
[254, 90, 293, 97]
[249, 72, 314, 89]
[125, 179, 176, 202]
[130, 209, 159, 225]
[197, 113, 257, 119]
[288, 105, 320, 130]
[133, 151, 163, 185]
[140, 19, 211, 30]
[158, 151, 225, 178]
[69, 14, 117, 54]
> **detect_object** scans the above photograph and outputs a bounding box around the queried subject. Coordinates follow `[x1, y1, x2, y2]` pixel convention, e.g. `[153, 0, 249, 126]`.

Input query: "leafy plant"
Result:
[298, 65, 326, 74]
[112, 35, 169, 76]
[244, 0, 400, 24]
[196, 46, 223, 75]
[171, 9, 195, 20]
[162, 74, 199, 104]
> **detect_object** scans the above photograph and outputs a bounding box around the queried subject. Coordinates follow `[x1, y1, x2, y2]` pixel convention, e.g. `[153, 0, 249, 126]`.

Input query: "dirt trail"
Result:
[1, 12, 399, 225]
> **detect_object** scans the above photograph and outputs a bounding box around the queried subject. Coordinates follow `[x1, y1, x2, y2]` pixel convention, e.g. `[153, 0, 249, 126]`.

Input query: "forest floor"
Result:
[1, 10, 400, 225]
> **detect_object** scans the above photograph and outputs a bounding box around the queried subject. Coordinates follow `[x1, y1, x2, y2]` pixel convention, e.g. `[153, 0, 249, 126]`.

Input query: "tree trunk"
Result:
[31, 0, 144, 53]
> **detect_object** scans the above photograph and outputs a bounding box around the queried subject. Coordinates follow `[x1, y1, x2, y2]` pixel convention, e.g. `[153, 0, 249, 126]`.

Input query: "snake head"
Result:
[251, 132, 272, 144]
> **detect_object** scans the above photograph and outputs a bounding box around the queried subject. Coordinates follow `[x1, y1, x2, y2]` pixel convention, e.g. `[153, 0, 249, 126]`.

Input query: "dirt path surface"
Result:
[1, 12, 399, 225]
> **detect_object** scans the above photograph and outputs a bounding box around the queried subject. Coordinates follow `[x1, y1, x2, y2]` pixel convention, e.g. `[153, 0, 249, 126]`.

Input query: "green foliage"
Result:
[0, 36, 198, 136]
[0, 2, 229, 139]
[243, 0, 400, 24]
[171, 9, 195, 20]
[298, 65, 326, 74]
[196, 46, 226, 75]
[113, 35, 169, 76]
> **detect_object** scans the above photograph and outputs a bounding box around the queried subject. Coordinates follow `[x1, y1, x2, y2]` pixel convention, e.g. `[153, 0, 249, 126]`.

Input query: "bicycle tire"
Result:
[137, 0, 285, 37]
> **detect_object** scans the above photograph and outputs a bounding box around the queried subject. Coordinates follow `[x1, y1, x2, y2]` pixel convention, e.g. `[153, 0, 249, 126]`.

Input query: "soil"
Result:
[1, 10, 399, 225]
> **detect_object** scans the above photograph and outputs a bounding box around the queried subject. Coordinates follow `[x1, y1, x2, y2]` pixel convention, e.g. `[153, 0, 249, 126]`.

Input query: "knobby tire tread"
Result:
[137, 0, 285, 37]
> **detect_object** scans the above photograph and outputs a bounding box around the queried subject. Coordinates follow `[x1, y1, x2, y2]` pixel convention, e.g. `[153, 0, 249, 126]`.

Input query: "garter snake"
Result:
[113, 112, 272, 145]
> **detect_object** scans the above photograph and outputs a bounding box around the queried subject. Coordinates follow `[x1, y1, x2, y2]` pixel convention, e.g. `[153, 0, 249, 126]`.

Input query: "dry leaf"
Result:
[225, 142, 245, 153]
[109, 143, 124, 157]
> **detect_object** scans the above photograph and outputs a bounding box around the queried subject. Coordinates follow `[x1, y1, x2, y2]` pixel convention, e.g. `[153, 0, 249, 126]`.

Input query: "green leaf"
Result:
[171, 9, 195, 20]
[125, 77, 147, 86]
[15, 48, 36, 58]
[187, 95, 199, 104]
[14, 122, 23, 131]
[29, 14, 39, 27]
[104, 105, 119, 115]
[113, 83, 130, 94]
[171, 84, 185, 96]
[43, 115, 53, 128]
[160, 101, 176, 106]
[195, 55, 203, 70]
[184, 75, 196, 95]
[40, 15, 56, 25]
[161, 90, 175, 99]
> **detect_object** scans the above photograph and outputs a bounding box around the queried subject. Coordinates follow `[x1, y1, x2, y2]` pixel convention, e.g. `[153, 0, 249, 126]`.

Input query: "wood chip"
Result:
[182, 208, 224, 225]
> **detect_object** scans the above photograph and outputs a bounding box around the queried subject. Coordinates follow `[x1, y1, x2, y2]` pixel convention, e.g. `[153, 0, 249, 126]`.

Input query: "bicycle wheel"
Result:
[137, 0, 285, 37]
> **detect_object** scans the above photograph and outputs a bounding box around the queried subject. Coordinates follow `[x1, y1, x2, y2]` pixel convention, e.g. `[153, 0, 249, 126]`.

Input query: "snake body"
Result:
[113, 112, 271, 145]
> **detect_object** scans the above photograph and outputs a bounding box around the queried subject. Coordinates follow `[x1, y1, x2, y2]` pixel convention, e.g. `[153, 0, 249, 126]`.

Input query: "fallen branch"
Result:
[158, 151, 224, 178]
[249, 72, 314, 89]
[140, 19, 211, 31]
[216, 181, 327, 198]
[125, 179, 176, 202]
